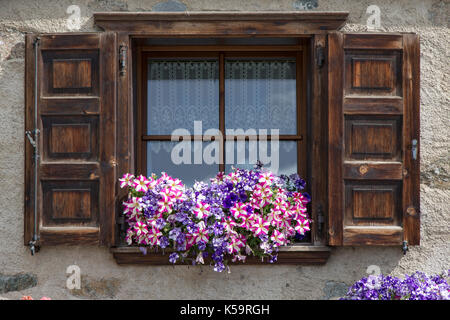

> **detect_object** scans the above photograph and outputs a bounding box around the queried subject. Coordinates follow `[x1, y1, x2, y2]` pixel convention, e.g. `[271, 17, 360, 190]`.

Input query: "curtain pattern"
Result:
[225, 59, 297, 142]
[147, 60, 219, 153]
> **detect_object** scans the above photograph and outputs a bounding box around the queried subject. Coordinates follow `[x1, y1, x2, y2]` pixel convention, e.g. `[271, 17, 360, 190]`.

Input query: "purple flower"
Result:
[155, 218, 166, 229]
[169, 253, 179, 264]
[159, 236, 169, 249]
[214, 262, 226, 272]
[197, 241, 206, 251]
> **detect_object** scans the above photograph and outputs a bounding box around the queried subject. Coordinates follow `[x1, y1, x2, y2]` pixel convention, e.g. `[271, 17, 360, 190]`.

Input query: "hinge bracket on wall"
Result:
[119, 44, 127, 76]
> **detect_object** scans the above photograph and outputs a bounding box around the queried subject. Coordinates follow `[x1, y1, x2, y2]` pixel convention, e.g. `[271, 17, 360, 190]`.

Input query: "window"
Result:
[24, 12, 420, 264]
[137, 45, 307, 186]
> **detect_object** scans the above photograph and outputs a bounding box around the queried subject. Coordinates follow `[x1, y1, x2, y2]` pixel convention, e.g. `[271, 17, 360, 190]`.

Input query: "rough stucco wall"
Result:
[0, 0, 448, 299]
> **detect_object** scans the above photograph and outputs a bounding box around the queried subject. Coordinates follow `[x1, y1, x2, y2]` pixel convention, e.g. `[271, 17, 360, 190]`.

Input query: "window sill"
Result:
[111, 245, 331, 265]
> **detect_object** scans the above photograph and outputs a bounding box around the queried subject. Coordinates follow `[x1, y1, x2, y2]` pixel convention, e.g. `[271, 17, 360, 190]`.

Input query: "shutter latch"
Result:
[402, 240, 408, 255]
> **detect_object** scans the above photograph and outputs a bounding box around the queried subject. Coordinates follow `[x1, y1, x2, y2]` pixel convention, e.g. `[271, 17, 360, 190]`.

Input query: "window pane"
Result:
[147, 59, 219, 135]
[147, 141, 219, 186]
[225, 58, 297, 134]
[225, 140, 297, 175]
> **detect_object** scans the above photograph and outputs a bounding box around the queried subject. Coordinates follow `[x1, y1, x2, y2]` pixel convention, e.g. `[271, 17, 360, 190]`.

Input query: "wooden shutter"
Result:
[24, 33, 117, 246]
[328, 33, 420, 246]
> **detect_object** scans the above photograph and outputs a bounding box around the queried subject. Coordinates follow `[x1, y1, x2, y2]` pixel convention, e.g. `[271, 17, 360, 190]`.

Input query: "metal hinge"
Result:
[402, 240, 408, 255]
[316, 45, 325, 68]
[317, 204, 324, 233]
[119, 44, 127, 76]
[411, 139, 418, 160]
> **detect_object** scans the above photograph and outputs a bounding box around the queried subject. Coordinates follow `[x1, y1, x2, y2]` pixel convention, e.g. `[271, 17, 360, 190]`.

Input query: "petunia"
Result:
[119, 173, 135, 188]
[134, 175, 151, 193]
[252, 217, 270, 236]
[295, 218, 311, 235]
[270, 229, 286, 247]
[230, 202, 247, 220]
[193, 202, 211, 219]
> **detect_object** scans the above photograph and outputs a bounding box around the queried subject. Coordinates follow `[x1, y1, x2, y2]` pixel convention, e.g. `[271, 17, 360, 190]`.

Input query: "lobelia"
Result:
[119, 166, 311, 272]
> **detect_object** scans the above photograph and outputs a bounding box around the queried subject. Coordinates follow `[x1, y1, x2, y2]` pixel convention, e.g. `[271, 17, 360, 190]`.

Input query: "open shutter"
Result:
[328, 33, 420, 246]
[24, 33, 116, 247]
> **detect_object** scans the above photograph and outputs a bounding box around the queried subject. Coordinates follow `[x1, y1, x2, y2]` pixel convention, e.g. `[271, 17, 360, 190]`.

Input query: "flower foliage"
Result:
[341, 270, 450, 300]
[119, 167, 311, 271]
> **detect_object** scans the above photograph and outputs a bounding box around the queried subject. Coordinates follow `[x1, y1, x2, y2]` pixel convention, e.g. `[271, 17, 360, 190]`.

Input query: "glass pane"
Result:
[225, 140, 297, 175]
[147, 59, 219, 135]
[225, 58, 297, 135]
[147, 141, 219, 187]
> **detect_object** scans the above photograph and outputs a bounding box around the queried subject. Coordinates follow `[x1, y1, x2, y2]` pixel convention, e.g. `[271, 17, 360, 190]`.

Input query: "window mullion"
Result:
[219, 52, 225, 172]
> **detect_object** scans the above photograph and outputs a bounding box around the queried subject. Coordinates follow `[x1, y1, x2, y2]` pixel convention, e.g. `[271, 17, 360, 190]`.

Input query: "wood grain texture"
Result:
[52, 59, 92, 89]
[310, 34, 328, 245]
[111, 245, 331, 265]
[94, 11, 349, 35]
[24, 34, 35, 245]
[327, 32, 344, 245]
[402, 34, 420, 246]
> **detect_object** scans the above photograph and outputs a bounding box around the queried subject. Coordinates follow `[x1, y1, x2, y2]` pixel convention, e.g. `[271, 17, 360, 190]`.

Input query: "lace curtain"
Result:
[147, 60, 219, 153]
[147, 58, 297, 157]
[225, 59, 297, 141]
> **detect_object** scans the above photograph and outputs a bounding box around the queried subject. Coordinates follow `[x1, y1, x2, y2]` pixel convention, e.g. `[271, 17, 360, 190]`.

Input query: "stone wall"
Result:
[0, 0, 448, 299]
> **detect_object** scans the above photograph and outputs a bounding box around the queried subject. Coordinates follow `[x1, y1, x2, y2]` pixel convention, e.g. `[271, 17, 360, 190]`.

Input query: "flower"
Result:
[341, 270, 450, 300]
[120, 167, 311, 272]
[169, 253, 179, 264]
[119, 173, 135, 188]
[134, 175, 151, 193]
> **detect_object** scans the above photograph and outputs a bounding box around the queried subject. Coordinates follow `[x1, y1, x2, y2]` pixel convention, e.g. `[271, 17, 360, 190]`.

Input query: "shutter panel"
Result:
[328, 33, 420, 246]
[24, 33, 117, 246]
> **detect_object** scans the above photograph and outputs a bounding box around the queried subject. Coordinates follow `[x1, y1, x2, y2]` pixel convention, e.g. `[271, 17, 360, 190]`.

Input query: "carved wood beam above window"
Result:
[94, 11, 349, 36]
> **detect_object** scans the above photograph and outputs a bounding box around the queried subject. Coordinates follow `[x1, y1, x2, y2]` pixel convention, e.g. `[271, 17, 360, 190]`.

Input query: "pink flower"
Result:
[230, 202, 247, 220]
[134, 221, 148, 236]
[222, 217, 237, 233]
[123, 197, 141, 216]
[119, 173, 135, 188]
[295, 219, 311, 235]
[134, 175, 150, 193]
[193, 202, 210, 219]
[270, 229, 286, 246]
[194, 227, 209, 244]
[258, 172, 275, 185]
[21, 296, 33, 300]
[157, 194, 172, 213]
[40, 297, 51, 300]
[148, 227, 162, 246]
[252, 217, 270, 236]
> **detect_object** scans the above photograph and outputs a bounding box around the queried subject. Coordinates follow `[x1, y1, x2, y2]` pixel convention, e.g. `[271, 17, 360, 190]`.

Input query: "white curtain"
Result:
[225, 59, 297, 145]
[147, 60, 219, 153]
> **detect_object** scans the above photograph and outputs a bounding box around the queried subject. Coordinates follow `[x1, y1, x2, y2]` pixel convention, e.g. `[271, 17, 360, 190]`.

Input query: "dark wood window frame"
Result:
[91, 11, 350, 264]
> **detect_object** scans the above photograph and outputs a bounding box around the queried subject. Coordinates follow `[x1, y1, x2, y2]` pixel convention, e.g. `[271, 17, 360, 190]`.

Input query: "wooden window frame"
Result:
[92, 11, 350, 264]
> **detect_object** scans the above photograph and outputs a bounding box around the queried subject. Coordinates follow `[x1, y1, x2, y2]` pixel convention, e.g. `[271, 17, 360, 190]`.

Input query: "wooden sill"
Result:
[111, 244, 331, 265]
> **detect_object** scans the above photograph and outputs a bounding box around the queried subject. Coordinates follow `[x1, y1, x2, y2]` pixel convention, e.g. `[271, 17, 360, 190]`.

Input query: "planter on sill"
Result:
[111, 245, 331, 265]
